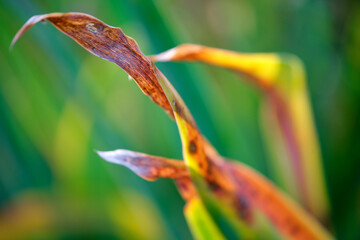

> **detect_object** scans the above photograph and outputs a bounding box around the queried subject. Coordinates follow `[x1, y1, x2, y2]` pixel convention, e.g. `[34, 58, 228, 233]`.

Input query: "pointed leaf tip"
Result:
[10, 13, 63, 50]
[96, 150, 116, 163]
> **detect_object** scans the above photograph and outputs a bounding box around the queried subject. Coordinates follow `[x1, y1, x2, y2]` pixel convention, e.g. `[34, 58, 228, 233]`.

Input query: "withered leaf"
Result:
[97, 149, 188, 181]
[97, 149, 196, 201]
[98, 149, 250, 220]
[11, 12, 174, 118]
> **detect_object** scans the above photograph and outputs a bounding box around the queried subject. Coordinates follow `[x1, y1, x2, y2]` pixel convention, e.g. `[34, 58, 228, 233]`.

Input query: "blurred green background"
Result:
[0, 0, 359, 239]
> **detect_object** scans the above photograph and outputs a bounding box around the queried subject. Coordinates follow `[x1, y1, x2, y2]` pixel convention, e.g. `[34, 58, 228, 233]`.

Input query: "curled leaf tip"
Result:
[10, 13, 62, 50]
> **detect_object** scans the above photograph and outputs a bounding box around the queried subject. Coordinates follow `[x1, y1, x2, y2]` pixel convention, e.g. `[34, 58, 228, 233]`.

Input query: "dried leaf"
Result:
[11, 13, 174, 118]
[97, 149, 245, 213]
[97, 149, 187, 181]
[97, 149, 196, 201]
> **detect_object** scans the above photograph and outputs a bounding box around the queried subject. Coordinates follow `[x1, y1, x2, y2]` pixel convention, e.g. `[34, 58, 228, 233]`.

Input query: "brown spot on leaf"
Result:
[188, 141, 197, 153]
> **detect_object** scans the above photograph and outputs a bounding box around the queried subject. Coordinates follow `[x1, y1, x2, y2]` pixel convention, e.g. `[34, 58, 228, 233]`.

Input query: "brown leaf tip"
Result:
[97, 149, 188, 181]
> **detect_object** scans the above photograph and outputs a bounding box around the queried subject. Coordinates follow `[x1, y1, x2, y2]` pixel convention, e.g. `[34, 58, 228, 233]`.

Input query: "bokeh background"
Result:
[0, 0, 359, 239]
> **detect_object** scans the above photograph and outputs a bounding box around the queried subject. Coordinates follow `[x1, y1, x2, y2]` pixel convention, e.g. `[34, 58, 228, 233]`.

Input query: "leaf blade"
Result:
[11, 12, 174, 118]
